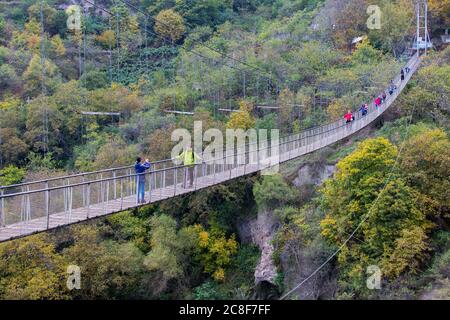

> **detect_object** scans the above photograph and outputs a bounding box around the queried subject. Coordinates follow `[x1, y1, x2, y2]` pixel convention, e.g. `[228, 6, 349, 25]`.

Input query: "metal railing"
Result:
[0, 54, 420, 242]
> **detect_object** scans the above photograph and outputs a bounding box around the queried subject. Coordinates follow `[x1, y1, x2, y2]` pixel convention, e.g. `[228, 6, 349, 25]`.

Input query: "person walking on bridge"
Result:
[374, 96, 381, 108]
[359, 104, 368, 116]
[401, 68, 405, 81]
[135, 157, 151, 203]
[388, 81, 397, 95]
[177, 146, 202, 188]
[344, 110, 354, 124]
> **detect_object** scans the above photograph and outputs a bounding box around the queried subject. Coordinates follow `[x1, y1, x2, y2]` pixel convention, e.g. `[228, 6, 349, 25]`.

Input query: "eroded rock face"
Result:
[293, 163, 336, 188]
[250, 210, 279, 286]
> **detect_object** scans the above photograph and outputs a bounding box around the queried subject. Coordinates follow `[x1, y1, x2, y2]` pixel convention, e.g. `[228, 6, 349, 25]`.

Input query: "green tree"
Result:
[0, 64, 20, 94]
[253, 174, 295, 210]
[144, 215, 197, 295]
[22, 54, 61, 97]
[62, 225, 146, 299]
[0, 165, 26, 186]
[0, 128, 28, 166]
[25, 96, 64, 156]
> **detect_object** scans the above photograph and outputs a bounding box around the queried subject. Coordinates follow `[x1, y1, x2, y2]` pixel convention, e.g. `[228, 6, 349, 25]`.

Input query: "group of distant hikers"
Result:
[134, 146, 202, 203]
[343, 66, 410, 124]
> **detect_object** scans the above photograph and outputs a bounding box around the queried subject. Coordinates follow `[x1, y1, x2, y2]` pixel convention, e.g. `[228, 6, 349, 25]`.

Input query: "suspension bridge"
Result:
[0, 54, 421, 243]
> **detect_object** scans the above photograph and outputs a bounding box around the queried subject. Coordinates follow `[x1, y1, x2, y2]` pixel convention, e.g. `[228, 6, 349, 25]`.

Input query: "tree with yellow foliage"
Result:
[0, 234, 69, 299]
[278, 88, 295, 133]
[155, 9, 186, 42]
[429, 0, 450, 31]
[226, 100, 255, 130]
[193, 224, 238, 281]
[327, 98, 348, 121]
[320, 138, 430, 296]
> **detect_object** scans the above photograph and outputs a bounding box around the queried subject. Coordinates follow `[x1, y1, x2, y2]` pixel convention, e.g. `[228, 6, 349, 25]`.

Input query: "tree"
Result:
[144, 215, 197, 295]
[368, 0, 414, 56]
[400, 129, 450, 219]
[399, 61, 450, 129]
[333, 0, 368, 51]
[0, 165, 26, 186]
[319, 138, 430, 296]
[95, 30, 116, 49]
[62, 225, 146, 299]
[253, 174, 295, 210]
[175, 0, 232, 28]
[80, 70, 109, 90]
[92, 138, 138, 170]
[25, 96, 64, 156]
[193, 224, 238, 281]
[0, 128, 28, 166]
[286, 41, 341, 84]
[154, 9, 186, 42]
[0, 64, 19, 93]
[226, 101, 255, 130]
[277, 88, 295, 133]
[351, 38, 382, 65]
[27, 3, 58, 36]
[22, 54, 61, 97]
[0, 234, 69, 299]
[327, 98, 348, 121]
[428, 0, 450, 32]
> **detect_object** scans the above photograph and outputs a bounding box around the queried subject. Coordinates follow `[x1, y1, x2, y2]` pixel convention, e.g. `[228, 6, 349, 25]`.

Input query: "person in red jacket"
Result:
[374, 96, 381, 107]
[344, 110, 353, 123]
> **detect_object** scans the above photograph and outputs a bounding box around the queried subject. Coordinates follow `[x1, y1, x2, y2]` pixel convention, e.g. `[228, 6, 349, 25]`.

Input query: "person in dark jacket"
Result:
[388, 81, 397, 95]
[401, 68, 405, 81]
[359, 104, 368, 116]
[135, 157, 151, 203]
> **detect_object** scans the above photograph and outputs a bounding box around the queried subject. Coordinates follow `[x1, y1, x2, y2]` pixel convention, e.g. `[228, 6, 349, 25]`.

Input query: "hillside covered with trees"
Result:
[0, 0, 448, 300]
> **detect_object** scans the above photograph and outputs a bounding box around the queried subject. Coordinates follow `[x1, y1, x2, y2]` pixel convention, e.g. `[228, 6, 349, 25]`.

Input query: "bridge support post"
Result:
[194, 165, 198, 190]
[113, 171, 117, 200]
[213, 160, 216, 184]
[148, 171, 152, 203]
[86, 183, 90, 219]
[120, 178, 123, 210]
[173, 167, 177, 196]
[0, 190, 4, 228]
[163, 163, 166, 189]
[45, 181, 50, 229]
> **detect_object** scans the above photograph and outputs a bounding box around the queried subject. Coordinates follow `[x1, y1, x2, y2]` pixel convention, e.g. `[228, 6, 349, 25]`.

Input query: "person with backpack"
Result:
[388, 81, 397, 95]
[134, 157, 151, 203]
[344, 110, 354, 123]
[176, 146, 202, 188]
[401, 68, 405, 81]
[359, 104, 368, 116]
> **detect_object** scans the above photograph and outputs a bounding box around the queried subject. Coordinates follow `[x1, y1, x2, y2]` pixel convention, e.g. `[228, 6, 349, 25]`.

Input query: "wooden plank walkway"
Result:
[0, 56, 421, 243]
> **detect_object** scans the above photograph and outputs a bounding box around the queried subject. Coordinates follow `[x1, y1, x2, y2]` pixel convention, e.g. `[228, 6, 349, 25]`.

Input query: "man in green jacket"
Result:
[176, 146, 202, 188]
